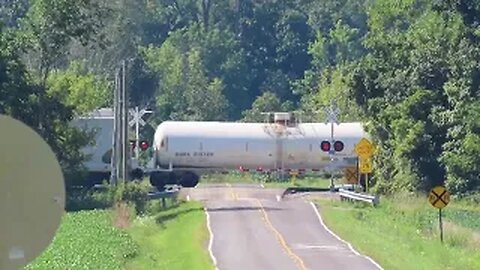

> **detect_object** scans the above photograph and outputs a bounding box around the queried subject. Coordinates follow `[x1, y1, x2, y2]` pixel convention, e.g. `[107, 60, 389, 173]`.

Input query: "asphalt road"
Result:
[185, 183, 383, 270]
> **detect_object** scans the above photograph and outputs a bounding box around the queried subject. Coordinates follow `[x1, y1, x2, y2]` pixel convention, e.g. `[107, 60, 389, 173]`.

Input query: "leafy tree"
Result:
[241, 92, 293, 122]
[47, 61, 112, 116]
[0, 0, 29, 27]
[300, 65, 362, 122]
[142, 40, 228, 121]
[0, 25, 31, 118]
[20, 0, 110, 82]
[184, 49, 228, 120]
[349, 1, 480, 193]
[0, 25, 90, 186]
[142, 40, 186, 121]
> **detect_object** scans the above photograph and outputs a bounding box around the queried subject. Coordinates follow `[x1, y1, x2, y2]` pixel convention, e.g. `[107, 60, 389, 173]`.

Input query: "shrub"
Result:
[65, 180, 151, 214]
[114, 180, 150, 214]
[65, 188, 114, 211]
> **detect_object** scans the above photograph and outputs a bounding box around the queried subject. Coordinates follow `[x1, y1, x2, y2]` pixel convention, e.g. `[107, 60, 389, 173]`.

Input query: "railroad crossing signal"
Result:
[428, 186, 450, 209]
[129, 106, 153, 160]
[320, 140, 345, 153]
[128, 107, 152, 127]
[323, 100, 342, 191]
[355, 138, 375, 159]
[359, 158, 373, 174]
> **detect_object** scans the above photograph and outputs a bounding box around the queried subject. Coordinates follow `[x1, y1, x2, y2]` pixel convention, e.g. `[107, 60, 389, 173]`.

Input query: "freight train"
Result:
[149, 112, 367, 189]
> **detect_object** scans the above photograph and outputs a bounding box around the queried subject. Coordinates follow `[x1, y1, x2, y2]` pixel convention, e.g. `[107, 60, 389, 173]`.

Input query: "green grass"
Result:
[316, 195, 480, 270]
[124, 201, 214, 270]
[445, 209, 480, 231]
[26, 210, 137, 270]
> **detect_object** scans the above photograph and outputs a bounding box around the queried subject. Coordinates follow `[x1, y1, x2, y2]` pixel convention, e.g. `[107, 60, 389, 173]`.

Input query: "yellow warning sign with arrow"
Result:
[355, 138, 374, 159]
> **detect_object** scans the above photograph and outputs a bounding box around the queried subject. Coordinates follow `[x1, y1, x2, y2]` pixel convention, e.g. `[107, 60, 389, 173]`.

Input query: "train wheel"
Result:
[150, 172, 166, 191]
[130, 168, 144, 180]
[179, 171, 199, 188]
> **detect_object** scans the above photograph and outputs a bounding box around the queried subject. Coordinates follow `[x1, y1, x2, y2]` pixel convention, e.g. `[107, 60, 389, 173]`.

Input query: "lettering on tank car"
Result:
[175, 152, 214, 157]
[193, 152, 214, 157]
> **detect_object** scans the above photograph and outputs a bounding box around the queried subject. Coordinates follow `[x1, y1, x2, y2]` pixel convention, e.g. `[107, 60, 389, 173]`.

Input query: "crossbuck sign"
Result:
[129, 107, 152, 127]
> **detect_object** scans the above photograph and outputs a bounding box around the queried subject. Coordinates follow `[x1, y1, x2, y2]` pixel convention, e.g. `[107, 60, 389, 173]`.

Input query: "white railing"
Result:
[339, 188, 379, 206]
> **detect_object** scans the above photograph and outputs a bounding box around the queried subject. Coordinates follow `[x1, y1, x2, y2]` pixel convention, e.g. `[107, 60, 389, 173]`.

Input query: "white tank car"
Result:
[149, 115, 367, 188]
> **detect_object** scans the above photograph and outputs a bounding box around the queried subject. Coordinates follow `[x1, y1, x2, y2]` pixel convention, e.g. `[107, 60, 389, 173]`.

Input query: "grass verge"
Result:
[124, 201, 213, 270]
[26, 210, 137, 270]
[315, 195, 480, 270]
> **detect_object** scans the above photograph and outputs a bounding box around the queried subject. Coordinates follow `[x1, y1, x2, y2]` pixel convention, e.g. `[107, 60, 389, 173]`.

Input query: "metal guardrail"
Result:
[147, 190, 179, 199]
[339, 188, 379, 206]
[147, 185, 180, 208]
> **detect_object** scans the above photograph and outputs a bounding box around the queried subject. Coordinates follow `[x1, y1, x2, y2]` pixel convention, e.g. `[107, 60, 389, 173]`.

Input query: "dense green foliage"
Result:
[26, 210, 137, 270]
[347, 1, 480, 193]
[1, 0, 478, 193]
[66, 180, 152, 214]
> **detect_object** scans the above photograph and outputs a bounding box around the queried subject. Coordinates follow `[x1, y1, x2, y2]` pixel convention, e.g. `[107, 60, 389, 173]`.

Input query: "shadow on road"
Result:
[207, 206, 283, 212]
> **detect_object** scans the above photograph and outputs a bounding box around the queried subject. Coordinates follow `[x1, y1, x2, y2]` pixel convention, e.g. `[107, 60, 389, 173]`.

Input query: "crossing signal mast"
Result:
[322, 100, 343, 190]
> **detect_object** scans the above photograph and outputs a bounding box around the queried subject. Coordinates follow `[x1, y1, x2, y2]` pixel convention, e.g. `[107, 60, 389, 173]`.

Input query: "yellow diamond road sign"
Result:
[359, 158, 373, 174]
[355, 138, 374, 159]
[428, 186, 450, 209]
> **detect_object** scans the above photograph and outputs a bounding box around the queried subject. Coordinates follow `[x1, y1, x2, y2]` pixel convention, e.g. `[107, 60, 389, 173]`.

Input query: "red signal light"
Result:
[140, 141, 149, 151]
[321, 141, 331, 152]
[333, 141, 344, 152]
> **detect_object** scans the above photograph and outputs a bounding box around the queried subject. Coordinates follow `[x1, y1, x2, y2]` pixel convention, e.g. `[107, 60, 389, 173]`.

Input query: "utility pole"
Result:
[111, 60, 130, 185]
[122, 60, 129, 183]
[117, 65, 124, 183]
[110, 70, 119, 186]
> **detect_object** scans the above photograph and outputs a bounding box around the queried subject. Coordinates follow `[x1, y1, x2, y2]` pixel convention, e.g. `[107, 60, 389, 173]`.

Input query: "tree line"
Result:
[1, 0, 479, 194]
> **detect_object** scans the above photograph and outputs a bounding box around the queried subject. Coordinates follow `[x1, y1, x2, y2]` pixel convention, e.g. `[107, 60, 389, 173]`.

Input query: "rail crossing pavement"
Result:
[185, 184, 383, 270]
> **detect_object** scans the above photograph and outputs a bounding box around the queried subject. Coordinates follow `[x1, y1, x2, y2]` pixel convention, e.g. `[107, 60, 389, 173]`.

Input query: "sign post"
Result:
[355, 138, 374, 192]
[290, 169, 299, 185]
[428, 186, 450, 243]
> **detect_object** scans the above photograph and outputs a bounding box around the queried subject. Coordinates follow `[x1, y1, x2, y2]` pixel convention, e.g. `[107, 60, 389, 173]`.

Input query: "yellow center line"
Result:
[226, 183, 238, 200]
[256, 199, 308, 270]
